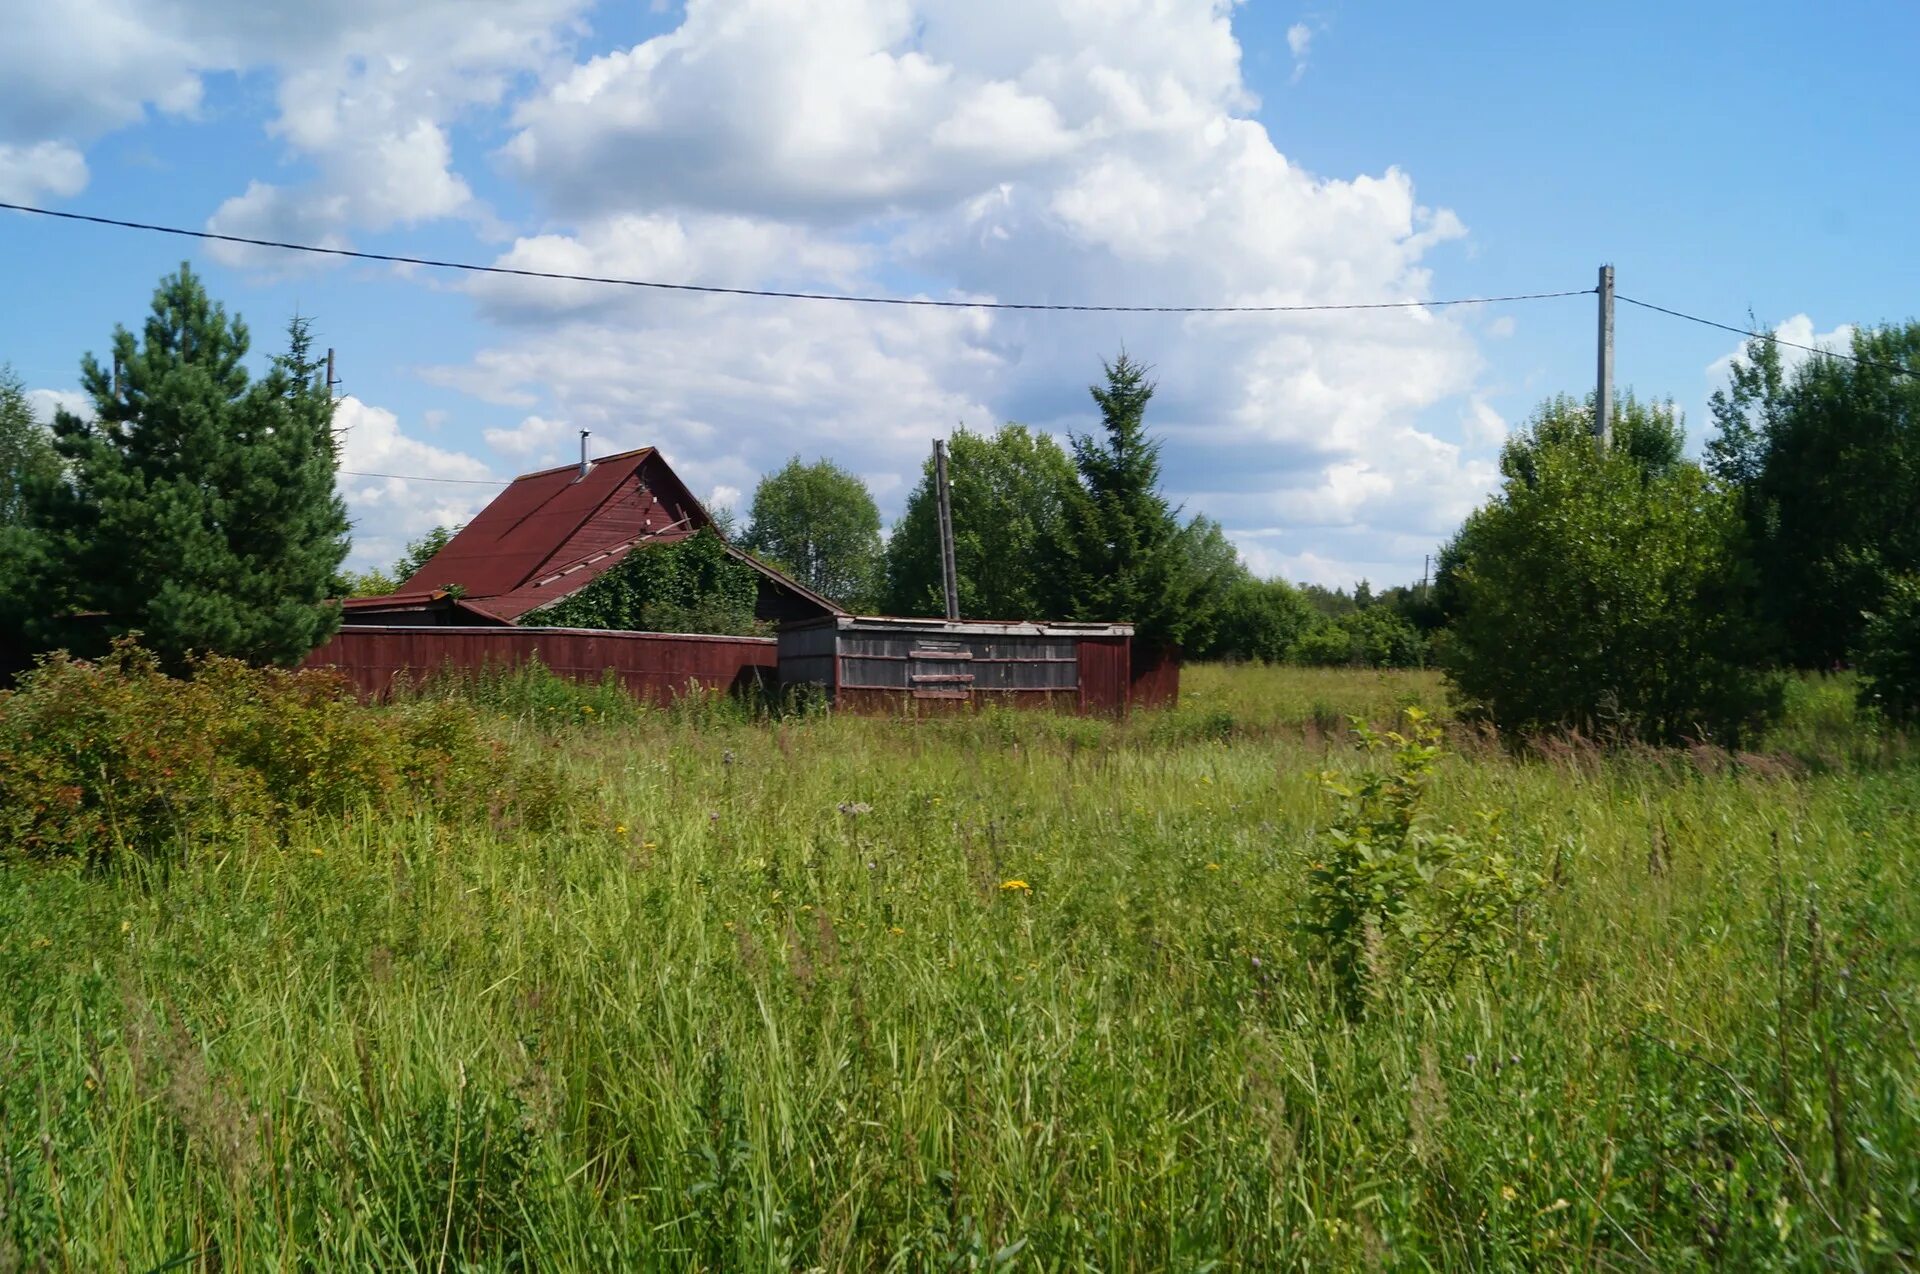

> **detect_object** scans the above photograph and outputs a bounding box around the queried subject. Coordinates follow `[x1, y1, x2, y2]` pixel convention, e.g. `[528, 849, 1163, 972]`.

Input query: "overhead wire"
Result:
[9, 199, 1906, 493]
[1616, 294, 1914, 377]
[0, 200, 1592, 314]
[339, 470, 510, 486]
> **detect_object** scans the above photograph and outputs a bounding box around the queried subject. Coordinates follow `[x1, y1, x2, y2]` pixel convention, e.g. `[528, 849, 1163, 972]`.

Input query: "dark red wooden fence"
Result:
[1076, 635, 1131, 716]
[1128, 645, 1182, 709]
[302, 625, 777, 703]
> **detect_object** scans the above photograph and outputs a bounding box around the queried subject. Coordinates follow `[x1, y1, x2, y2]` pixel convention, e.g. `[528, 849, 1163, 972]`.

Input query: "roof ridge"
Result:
[511, 446, 655, 482]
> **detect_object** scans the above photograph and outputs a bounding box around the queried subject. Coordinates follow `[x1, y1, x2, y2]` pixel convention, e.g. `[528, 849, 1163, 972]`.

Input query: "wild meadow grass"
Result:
[2, 664, 1917, 1269]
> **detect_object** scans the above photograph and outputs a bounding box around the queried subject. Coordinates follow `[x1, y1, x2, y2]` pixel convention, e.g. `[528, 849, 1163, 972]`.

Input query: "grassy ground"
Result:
[3, 665, 1917, 1269]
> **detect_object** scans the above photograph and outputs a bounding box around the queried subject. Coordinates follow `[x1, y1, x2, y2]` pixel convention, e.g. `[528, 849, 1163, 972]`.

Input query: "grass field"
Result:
[3, 664, 1917, 1269]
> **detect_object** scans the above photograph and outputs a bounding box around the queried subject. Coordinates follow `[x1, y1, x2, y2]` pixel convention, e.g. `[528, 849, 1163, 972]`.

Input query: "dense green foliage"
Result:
[1292, 606, 1429, 669]
[1441, 419, 1772, 743]
[0, 641, 565, 867]
[2, 664, 1915, 1268]
[0, 363, 58, 527]
[1857, 572, 1920, 722]
[743, 457, 884, 610]
[523, 529, 763, 635]
[1210, 576, 1319, 662]
[0, 365, 61, 645]
[883, 424, 1080, 618]
[1706, 323, 1920, 667]
[1499, 390, 1686, 487]
[16, 266, 349, 669]
[1049, 356, 1239, 652]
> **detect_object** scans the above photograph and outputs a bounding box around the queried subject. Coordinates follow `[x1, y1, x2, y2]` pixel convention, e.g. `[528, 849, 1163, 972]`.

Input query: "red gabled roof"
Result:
[346, 446, 843, 625]
[378, 448, 713, 622]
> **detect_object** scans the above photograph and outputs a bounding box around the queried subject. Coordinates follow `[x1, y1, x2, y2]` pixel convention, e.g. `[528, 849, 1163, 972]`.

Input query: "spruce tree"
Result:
[29, 264, 350, 668]
[1050, 353, 1236, 653]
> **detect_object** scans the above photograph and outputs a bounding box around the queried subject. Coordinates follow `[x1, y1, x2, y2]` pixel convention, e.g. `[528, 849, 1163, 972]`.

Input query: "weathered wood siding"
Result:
[303, 625, 776, 703]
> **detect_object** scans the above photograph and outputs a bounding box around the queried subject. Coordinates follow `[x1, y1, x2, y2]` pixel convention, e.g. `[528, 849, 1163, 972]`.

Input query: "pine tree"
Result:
[1049, 353, 1236, 653]
[28, 264, 350, 668]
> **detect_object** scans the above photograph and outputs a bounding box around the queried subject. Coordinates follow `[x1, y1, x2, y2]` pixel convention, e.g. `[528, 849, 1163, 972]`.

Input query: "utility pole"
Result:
[326, 348, 339, 399]
[933, 438, 960, 621]
[1595, 264, 1615, 449]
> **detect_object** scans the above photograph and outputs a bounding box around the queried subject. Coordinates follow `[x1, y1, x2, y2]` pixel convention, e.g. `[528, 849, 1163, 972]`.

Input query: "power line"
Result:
[1616, 294, 1915, 377]
[0, 200, 1592, 314]
[339, 469, 509, 486]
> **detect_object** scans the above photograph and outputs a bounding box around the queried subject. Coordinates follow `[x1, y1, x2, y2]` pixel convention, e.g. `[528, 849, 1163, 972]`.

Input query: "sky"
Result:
[2, 0, 1915, 583]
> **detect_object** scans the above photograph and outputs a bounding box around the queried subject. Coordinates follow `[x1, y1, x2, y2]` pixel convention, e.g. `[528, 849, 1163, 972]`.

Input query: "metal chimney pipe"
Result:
[577, 430, 591, 482]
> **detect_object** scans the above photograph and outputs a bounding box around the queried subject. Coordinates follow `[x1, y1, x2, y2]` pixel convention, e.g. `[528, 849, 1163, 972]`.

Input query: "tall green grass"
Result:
[2, 666, 1916, 1268]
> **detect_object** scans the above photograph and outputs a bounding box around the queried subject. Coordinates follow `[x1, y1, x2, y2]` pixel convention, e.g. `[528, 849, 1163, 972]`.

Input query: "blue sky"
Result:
[2, 0, 1914, 581]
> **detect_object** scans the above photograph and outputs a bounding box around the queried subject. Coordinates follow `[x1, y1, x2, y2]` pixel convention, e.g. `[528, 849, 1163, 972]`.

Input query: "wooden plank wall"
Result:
[302, 625, 777, 704]
[1075, 635, 1131, 716]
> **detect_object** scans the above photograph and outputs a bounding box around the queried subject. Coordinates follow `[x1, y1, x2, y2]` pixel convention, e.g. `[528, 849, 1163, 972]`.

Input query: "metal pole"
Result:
[933, 438, 960, 621]
[326, 348, 337, 397]
[1595, 264, 1614, 449]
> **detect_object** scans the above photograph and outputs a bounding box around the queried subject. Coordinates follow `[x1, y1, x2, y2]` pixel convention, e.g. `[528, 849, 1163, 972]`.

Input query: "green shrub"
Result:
[1440, 427, 1776, 744]
[0, 640, 570, 866]
[1286, 609, 1427, 669]
[1289, 621, 1355, 667]
[1857, 573, 1920, 722]
[1301, 709, 1544, 1015]
[1209, 577, 1317, 662]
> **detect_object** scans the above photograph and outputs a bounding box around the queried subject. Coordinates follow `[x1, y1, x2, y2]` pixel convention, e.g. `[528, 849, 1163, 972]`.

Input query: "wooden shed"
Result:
[777, 615, 1137, 715]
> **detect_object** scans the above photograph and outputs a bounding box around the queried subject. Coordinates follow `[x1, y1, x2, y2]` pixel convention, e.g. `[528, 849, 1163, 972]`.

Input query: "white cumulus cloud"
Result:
[450, 0, 1486, 585]
[333, 396, 500, 570]
[0, 142, 88, 202]
[1707, 313, 1857, 386]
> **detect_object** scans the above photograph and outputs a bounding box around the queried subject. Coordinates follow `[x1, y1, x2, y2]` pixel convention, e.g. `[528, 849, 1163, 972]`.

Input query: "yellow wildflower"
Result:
[1205, 862, 1221, 871]
[1501, 1185, 1518, 1202]
[889, 926, 905, 936]
[120, 919, 133, 934]
[615, 824, 629, 835]
[582, 705, 595, 714]
[999, 879, 1031, 892]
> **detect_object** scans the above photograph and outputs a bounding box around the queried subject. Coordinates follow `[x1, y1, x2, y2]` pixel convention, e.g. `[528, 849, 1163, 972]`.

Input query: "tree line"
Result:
[706, 353, 1430, 667]
[1436, 326, 1920, 739]
[4, 264, 1916, 734]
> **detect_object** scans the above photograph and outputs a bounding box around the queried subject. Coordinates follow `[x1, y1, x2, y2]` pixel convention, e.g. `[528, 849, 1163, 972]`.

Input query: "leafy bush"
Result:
[1301, 709, 1544, 1015]
[1289, 622, 1356, 667]
[1288, 608, 1428, 669]
[0, 641, 569, 866]
[1857, 573, 1920, 722]
[1440, 426, 1776, 744]
[1207, 577, 1317, 662]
